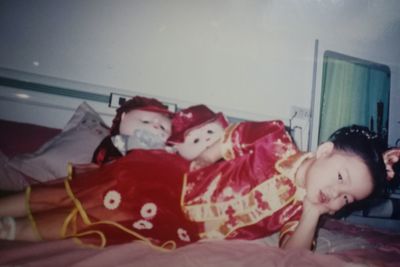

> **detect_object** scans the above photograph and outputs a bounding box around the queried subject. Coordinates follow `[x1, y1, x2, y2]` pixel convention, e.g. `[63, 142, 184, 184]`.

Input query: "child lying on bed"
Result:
[0, 105, 390, 251]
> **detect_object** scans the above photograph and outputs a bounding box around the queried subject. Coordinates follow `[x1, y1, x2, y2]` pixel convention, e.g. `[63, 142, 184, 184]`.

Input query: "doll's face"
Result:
[174, 121, 225, 161]
[119, 110, 171, 141]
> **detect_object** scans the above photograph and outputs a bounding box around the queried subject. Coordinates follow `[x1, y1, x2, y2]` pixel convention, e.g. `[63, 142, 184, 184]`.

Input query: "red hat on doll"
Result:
[167, 104, 229, 144]
[110, 96, 173, 135]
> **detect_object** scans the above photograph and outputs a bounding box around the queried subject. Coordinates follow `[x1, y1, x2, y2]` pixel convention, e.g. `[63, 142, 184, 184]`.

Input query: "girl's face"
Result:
[304, 142, 373, 213]
[119, 109, 171, 141]
[174, 121, 225, 161]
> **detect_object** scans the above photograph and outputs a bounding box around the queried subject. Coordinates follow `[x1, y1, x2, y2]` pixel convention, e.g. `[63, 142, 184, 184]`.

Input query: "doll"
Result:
[166, 104, 229, 169]
[92, 96, 173, 165]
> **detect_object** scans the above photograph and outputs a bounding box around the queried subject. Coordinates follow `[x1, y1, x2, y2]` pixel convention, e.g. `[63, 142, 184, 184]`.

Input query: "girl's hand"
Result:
[302, 195, 332, 217]
[282, 196, 324, 250]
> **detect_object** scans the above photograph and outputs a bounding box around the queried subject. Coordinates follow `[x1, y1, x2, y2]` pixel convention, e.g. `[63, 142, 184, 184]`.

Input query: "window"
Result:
[318, 51, 390, 144]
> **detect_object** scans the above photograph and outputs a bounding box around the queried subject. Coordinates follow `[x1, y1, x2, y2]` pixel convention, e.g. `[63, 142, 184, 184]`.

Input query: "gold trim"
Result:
[183, 175, 298, 239]
[67, 162, 73, 180]
[220, 123, 239, 160]
[180, 173, 188, 208]
[275, 152, 311, 202]
[61, 207, 78, 237]
[184, 175, 296, 221]
[70, 230, 106, 248]
[279, 220, 299, 240]
[64, 180, 91, 224]
[275, 152, 312, 182]
[25, 187, 42, 240]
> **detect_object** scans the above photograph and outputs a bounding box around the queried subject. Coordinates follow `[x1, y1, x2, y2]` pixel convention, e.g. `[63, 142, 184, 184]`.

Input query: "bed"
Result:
[1, 69, 400, 267]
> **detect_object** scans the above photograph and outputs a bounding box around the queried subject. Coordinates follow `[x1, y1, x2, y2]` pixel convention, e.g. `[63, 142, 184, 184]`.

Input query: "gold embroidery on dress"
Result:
[221, 124, 239, 160]
[184, 173, 298, 239]
[183, 125, 310, 240]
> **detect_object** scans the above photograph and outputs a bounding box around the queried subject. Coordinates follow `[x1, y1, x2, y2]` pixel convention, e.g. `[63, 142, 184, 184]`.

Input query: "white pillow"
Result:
[8, 102, 109, 182]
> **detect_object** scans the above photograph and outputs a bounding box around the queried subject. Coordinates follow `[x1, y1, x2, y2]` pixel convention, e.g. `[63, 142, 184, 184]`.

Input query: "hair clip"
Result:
[386, 169, 395, 181]
[384, 148, 400, 181]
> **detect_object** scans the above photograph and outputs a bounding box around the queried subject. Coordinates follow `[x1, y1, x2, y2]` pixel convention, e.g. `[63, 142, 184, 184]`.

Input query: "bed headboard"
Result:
[0, 67, 306, 150]
[0, 68, 179, 129]
[0, 67, 285, 128]
[2, 68, 311, 149]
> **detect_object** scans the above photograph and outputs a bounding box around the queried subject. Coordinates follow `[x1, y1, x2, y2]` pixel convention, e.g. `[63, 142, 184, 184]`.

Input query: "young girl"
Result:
[182, 121, 388, 249]
[0, 120, 388, 251]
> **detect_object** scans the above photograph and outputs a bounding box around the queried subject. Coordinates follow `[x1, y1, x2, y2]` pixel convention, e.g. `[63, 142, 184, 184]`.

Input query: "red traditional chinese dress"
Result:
[27, 150, 199, 250]
[27, 120, 309, 250]
[181, 120, 308, 245]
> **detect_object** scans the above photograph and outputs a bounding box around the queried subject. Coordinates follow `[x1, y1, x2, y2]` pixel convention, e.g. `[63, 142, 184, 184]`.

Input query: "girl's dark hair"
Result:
[328, 125, 388, 199]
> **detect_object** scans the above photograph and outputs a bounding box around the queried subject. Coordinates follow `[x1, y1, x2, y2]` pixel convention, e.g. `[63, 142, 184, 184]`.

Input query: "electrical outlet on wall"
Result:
[289, 106, 311, 151]
[109, 93, 130, 108]
[290, 106, 310, 120]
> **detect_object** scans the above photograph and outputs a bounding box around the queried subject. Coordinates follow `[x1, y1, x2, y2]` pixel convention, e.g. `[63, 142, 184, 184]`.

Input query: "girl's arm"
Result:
[281, 197, 328, 250]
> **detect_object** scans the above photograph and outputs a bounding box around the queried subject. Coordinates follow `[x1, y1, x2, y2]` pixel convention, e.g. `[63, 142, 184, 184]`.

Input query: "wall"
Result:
[0, 0, 399, 147]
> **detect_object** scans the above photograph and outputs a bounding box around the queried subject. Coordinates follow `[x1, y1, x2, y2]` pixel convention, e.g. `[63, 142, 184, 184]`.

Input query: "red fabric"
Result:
[0, 119, 60, 157]
[30, 120, 305, 249]
[30, 149, 198, 248]
[182, 121, 304, 242]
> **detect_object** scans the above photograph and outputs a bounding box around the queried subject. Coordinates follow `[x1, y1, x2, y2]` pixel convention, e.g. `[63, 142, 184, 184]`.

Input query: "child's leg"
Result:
[0, 192, 27, 217]
[0, 217, 16, 240]
[1, 183, 74, 241]
[0, 185, 67, 217]
[14, 216, 40, 241]
[0, 210, 70, 241]
[0, 216, 41, 241]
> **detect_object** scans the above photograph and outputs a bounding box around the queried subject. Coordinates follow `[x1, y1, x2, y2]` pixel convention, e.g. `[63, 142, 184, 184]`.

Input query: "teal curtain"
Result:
[318, 55, 390, 143]
[368, 68, 390, 138]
